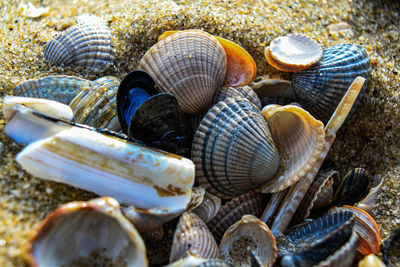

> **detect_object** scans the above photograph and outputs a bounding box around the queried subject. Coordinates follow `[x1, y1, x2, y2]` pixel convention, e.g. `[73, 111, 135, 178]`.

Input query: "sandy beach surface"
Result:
[0, 0, 399, 266]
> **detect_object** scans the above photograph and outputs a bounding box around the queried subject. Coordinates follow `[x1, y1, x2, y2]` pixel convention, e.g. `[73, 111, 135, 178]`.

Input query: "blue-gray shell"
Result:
[292, 43, 371, 124]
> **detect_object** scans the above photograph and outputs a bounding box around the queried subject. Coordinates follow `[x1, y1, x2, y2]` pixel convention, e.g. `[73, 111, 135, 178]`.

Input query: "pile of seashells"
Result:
[4, 14, 391, 267]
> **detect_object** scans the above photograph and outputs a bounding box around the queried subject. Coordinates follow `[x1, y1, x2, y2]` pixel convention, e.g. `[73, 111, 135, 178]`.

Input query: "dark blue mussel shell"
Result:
[117, 70, 191, 156]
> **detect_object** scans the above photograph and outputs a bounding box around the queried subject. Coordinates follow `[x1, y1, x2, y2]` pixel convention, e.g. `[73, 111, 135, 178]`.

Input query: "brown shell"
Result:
[139, 30, 227, 114]
[212, 86, 261, 109]
[192, 192, 221, 224]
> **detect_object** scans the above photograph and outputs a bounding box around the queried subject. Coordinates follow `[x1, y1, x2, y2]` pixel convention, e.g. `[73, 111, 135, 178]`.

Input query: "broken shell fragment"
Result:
[28, 197, 147, 267]
[192, 192, 221, 223]
[219, 215, 278, 267]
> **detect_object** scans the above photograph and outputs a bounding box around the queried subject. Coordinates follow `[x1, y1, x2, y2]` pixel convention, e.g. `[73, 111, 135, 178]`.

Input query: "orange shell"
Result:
[264, 46, 309, 72]
[158, 30, 257, 87]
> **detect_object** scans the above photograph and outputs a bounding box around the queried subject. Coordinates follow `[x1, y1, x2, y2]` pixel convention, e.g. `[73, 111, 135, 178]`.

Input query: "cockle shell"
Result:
[28, 197, 147, 267]
[14, 75, 92, 104]
[292, 43, 370, 123]
[192, 192, 221, 223]
[261, 104, 325, 193]
[212, 86, 261, 109]
[191, 97, 280, 198]
[219, 215, 278, 267]
[170, 212, 219, 262]
[69, 76, 120, 130]
[139, 30, 227, 114]
[44, 14, 113, 72]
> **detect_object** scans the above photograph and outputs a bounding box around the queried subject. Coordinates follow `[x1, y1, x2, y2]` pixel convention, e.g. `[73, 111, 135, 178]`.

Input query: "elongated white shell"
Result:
[16, 126, 195, 211]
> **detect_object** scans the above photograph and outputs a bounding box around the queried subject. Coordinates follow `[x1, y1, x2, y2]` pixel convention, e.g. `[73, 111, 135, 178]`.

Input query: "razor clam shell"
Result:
[69, 76, 120, 131]
[170, 212, 219, 262]
[192, 98, 280, 198]
[261, 104, 325, 193]
[219, 215, 278, 267]
[212, 86, 261, 109]
[166, 254, 233, 267]
[192, 192, 221, 223]
[207, 191, 267, 243]
[292, 43, 370, 124]
[139, 30, 227, 114]
[44, 15, 113, 72]
[14, 75, 92, 104]
[16, 126, 195, 211]
[28, 197, 147, 267]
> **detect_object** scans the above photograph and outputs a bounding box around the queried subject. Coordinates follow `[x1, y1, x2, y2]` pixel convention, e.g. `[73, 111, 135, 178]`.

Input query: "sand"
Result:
[0, 0, 399, 266]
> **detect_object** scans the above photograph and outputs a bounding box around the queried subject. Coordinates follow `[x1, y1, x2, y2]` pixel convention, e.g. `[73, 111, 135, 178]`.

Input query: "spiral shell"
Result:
[139, 30, 227, 114]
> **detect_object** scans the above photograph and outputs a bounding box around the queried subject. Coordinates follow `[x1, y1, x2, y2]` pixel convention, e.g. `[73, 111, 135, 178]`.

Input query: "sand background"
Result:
[0, 0, 399, 266]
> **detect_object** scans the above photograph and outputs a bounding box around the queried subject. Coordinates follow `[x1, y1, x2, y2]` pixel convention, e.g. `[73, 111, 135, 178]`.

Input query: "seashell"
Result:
[158, 30, 257, 87]
[14, 75, 92, 104]
[166, 254, 233, 267]
[69, 76, 121, 131]
[139, 30, 227, 114]
[186, 186, 206, 212]
[207, 191, 267, 243]
[332, 168, 375, 207]
[260, 104, 325, 193]
[356, 174, 383, 212]
[212, 86, 261, 109]
[44, 14, 113, 72]
[358, 254, 386, 267]
[117, 70, 191, 156]
[331, 205, 381, 261]
[28, 197, 147, 267]
[170, 212, 219, 262]
[191, 97, 280, 198]
[219, 215, 278, 267]
[381, 226, 400, 266]
[265, 34, 322, 72]
[192, 192, 221, 223]
[292, 43, 370, 124]
[6, 105, 195, 212]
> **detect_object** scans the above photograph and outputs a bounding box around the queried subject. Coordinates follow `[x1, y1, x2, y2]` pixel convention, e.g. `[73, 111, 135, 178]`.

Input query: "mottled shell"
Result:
[219, 215, 278, 267]
[192, 192, 221, 223]
[212, 86, 261, 109]
[44, 14, 113, 72]
[14, 75, 92, 104]
[191, 98, 280, 198]
[292, 43, 370, 123]
[139, 30, 227, 114]
[170, 212, 219, 262]
[69, 76, 120, 130]
[207, 191, 266, 242]
[27, 197, 147, 267]
[261, 104, 325, 193]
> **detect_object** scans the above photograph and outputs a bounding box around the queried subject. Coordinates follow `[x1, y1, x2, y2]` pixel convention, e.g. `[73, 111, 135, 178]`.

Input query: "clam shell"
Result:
[170, 212, 219, 262]
[14, 75, 92, 104]
[191, 97, 280, 198]
[69, 76, 120, 130]
[219, 215, 278, 267]
[139, 30, 227, 114]
[44, 14, 113, 72]
[261, 104, 325, 193]
[212, 86, 261, 109]
[267, 34, 322, 72]
[192, 192, 221, 223]
[292, 43, 370, 123]
[207, 191, 266, 242]
[28, 197, 147, 267]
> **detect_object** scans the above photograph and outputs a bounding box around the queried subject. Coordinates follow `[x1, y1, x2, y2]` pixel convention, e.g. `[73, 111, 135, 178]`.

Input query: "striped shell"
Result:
[292, 43, 370, 123]
[192, 192, 221, 223]
[69, 76, 120, 130]
[170, 212, 219, 262]
[212, 86, 261, 109]
[44, 14, 113, 72]
[14, 75, 92, 104]
[139, 30, 227, 114]
[191, 98, 280, 198]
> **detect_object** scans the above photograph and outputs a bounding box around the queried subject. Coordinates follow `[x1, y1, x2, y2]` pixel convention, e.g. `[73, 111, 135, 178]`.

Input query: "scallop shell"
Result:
[219, 215, 277, 267]
[14, 75, 92, 104]
[260, 104, 325, 193]
[139, 30, 227, 114]
[207, 191, 266, 242]
[212, 86, 261, 109]
[191, 97, 280, 198]
[44, 14, 113, 72]
[192, 192, 221, 224]
[266, 34, 322, 72]
[292, 43, 370, 123]
[69, 76, 120, 130]
[28, 197, 147, 267]
[170, 212, 219, 262]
